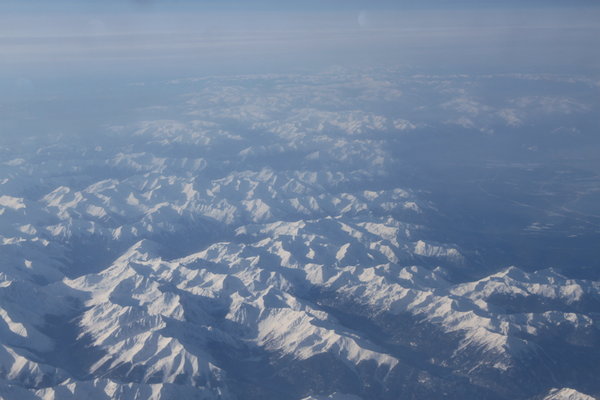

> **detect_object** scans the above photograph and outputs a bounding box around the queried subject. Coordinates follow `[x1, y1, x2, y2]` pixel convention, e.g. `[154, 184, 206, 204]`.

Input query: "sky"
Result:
[1, 0, 599, 79]
[0, 0, 599, 140]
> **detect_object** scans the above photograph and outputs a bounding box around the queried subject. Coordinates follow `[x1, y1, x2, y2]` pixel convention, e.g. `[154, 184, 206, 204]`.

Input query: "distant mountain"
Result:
[0, 70, 598, 399]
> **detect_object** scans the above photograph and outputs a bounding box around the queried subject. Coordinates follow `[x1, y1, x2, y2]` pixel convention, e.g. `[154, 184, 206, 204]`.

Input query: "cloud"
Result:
[2, 7, 600, 76]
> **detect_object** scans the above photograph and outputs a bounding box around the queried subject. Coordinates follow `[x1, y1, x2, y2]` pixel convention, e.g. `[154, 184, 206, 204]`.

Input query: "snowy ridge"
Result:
[543, 388, 597, 400]
[0, 70, 599, 399]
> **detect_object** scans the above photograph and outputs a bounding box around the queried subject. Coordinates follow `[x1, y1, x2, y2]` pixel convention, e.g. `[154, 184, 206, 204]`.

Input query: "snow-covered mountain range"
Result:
[0, 70, 599, 399]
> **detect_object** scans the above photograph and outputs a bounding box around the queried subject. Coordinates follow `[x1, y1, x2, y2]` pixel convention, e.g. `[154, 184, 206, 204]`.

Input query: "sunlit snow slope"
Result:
[0, 70, 599, 400]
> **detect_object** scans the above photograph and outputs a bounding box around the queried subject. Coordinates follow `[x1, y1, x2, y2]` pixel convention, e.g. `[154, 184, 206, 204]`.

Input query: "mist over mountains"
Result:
[1, 1, 600, 398]
[0, 68, 599, 399]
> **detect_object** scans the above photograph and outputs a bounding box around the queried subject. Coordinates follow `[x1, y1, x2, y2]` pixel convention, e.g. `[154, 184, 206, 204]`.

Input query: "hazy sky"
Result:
[1, 0, 599, 78]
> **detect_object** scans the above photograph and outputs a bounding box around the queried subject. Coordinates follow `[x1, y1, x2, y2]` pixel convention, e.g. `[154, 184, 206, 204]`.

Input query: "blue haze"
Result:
[0, 1, 599, 399]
